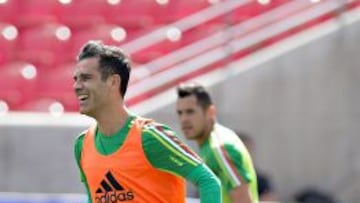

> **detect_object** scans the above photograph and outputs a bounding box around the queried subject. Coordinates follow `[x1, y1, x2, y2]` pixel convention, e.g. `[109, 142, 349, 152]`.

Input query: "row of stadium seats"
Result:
[0, 0, 225, 112]
[3, 0, 357, 112]
[0, 0, 211, 27]
[0, 0, 291, 67]
[0, 61, 76, 112]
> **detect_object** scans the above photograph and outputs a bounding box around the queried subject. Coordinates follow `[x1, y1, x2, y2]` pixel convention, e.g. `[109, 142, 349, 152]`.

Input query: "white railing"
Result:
[121, 0, 251, 54]
[129, 4, 360, 115]
[131, 0, 311, 81]
[127, 0, 351, 102]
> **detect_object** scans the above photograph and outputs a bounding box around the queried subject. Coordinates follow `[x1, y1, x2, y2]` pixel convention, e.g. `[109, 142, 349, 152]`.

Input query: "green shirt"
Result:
[74, 115, 221, 203]
[199, 123, 259, 203]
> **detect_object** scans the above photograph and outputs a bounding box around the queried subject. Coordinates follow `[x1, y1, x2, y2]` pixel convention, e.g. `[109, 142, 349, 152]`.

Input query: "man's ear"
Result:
[109, 74, 121, 89]
[207, 104, 216, 119]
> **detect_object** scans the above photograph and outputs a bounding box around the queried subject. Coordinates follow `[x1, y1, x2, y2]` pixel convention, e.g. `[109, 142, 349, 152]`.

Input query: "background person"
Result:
[176, 83, 258, 203]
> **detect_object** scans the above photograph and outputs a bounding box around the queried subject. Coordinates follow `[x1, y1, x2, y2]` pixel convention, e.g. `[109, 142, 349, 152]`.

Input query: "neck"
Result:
[95, 104, 129, 136]
[196, 136, 208, 146]
[196, 121, 215, 146]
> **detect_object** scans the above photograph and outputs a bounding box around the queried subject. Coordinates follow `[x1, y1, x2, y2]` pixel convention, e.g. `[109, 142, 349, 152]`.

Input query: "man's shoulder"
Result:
[214, 123, 235, 135]
[215, 124, 240, 141]
[142, 120, 174, 133]
[74, 129, 89, 160]
[140, 120, 181, 145]
[208, 124, 243, 153]
[74, 128, 90, 146]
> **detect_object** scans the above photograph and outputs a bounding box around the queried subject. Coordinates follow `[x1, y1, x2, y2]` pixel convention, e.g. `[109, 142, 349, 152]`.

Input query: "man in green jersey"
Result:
[73, 41, 221, 203]
[176, 83, 259, 203]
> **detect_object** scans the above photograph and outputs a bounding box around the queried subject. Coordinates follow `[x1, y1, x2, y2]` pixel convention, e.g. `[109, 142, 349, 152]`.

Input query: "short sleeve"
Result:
[141, 122, 203, 178]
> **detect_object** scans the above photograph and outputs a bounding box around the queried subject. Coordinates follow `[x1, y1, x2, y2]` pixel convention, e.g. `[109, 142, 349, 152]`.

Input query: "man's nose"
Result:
[73, 80, 83, 92]
[179, 114, 188, 123]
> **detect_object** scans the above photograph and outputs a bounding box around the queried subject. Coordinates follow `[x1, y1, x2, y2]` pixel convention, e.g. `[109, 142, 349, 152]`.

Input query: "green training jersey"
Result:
[74, 114, 221, 203]
[199, 123, 259, 203]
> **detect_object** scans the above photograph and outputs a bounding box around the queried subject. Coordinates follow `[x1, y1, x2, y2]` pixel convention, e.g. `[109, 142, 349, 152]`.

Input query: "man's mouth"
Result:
[182, 126, 192, 131]
[78, 95, 89, 103]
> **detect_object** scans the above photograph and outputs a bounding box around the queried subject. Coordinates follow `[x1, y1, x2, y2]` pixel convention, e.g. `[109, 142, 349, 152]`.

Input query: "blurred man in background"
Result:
[73, 41, 221, 203]
[176, 83, 258, 203]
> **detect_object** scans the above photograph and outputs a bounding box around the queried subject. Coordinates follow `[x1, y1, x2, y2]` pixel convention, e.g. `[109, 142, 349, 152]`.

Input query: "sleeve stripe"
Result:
[211, 131, 242, 187]
[152, 125, 202, 164]
[154, 125, 202, 159]
[144, 125, 201, 166]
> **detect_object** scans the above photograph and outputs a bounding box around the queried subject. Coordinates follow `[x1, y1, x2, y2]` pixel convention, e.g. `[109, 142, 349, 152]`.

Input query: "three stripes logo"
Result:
[95, 171, 134, 203]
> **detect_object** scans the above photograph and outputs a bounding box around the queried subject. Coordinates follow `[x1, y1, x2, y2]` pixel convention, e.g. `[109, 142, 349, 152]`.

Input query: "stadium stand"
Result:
[0, 0, 359, 112]
[34, 62, 78, 112]
[0, 0, 19, 24]
[1, 1, 360, 203]
[0, 61, 38, 110]
[16, 22, 73, 67]
[0, 22, 18, 65]
[16, 0, 60, 28]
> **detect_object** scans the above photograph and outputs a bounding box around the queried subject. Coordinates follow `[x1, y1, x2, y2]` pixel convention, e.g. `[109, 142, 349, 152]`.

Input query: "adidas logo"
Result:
[95, 171, 134, 203]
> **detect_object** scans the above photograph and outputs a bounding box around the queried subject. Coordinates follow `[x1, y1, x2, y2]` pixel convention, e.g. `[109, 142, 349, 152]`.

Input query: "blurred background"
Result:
[0, 0, 359, 202]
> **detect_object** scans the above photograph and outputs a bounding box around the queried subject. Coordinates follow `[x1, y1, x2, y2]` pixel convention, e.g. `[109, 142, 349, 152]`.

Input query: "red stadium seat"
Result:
[104, 0, 155, 28]
[0, 61, 39, 110]
[156, 0, 210, 23]
[70, 23, 130, 59]
[19, 97, 66, 112]
[16, 0, 63, 28]
[58, 0, 108, 30]
[0, 22, 18, 65]
[131, 39, 182, 64]
[231, 0, 290, 22]
[0, 0, 20, 24]
[180, 23, 225, 47]
[37, 63, 78, 111]
[16, 22, 73, 68]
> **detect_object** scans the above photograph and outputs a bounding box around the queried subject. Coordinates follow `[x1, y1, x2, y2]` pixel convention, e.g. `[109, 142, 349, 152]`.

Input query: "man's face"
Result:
[176, 95, 211, 140]
[73, 57, 112, 117]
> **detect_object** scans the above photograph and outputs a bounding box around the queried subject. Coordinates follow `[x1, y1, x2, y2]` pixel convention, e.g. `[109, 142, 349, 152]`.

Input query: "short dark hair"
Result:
[176, 83, 213, 109]
[77, 40, 131, 97]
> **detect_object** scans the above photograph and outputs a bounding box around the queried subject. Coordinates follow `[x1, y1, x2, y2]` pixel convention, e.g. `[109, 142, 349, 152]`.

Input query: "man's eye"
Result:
[82, 75, 92, 80]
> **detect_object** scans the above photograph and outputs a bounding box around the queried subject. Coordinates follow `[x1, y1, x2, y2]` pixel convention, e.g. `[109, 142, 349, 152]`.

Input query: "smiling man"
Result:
[176, 83, 259, 203]
[72, 41, 221, 203]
